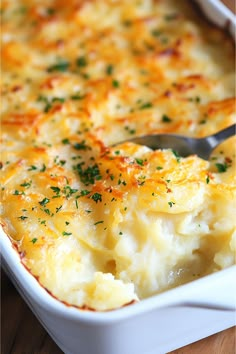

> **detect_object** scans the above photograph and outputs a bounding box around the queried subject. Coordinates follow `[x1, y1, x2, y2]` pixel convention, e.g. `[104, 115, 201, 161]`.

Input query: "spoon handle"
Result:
[203, 123, 236, 154]
[210, 123, 236, 145]
[196, 124, 236, 160]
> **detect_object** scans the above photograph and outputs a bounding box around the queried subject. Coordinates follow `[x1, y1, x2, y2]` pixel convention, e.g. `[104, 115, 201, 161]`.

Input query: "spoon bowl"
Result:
[116, 124, 235, 160]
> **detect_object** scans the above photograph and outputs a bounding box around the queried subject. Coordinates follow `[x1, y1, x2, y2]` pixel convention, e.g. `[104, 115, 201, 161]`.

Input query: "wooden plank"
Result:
[221, 0, 235, 12]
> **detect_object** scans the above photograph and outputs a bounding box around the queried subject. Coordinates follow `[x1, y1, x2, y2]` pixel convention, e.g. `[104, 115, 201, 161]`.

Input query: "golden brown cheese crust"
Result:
[1, 0, 235, 311]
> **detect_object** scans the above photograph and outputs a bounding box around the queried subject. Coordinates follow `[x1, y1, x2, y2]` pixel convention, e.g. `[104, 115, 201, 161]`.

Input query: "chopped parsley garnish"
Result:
[156, 166, 163, 170]
[62, 138, 70, 145]
[151, 29, 162, 37]
[40, 164, 46, 172]
[106, 64, 114, 75]
[79, 189, 90, 197]
[52, 97, 65, 103]
[94, 220, 104, 226]
[188, 96, 201, 103]
[20, 181, 32, 188]
[50, 186, 61, 196]
[215, 163, 228, 173]
[46, 8, 55, 16]
[37, 95, 65, 112]
[123, 20, 132, 27]
[18, 216, 28, 220]
[47, 60, 70, 72]
[162, 114, 172, 123]
[206, 175, 210, 184]
[112, 80, 120, 88]
[135, 158, 144, 166]
[70, 94, 85, 100]
[31, 238, 38, 244]
[56, 205, 62, 213]
[139, 102, 153, 110]
[13, 190, 25, 195]
[168, 201, 175, 207]
[63, 185, 78, 198]
[76, 163, 102, 185]
[172, 150, 181, 162]
[62, 231, 72, 236]
[73, 140, 90, 150]
[76, 56, 87, 67]
[91, 192, 102, 203]
[125, 126, 136, 135]
[39, 197, 50, 206]
[28, 165, 37, 171]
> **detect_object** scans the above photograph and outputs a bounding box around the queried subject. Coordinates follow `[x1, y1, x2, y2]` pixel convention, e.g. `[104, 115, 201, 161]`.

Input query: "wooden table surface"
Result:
[1, 1, 235, 353]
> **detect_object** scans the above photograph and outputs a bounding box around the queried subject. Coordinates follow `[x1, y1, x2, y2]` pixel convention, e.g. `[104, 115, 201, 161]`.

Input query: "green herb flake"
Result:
[139, 102, 153, 110]
[20, 181, 32, 188]
[63, 185, 78, 198]
[47, 60, 70, 72]
[18, 216, 28, 220]
[39, 197, 50, 206]
[42, 208, 51, 215]
[70, 94, 85, 100]
[168, 201, 175, 207]
[91, 193, 102, 203]
[73, 140, 90, 150]
[151, 29, 162, 37]
[13, 190, 25, 195]
[94, 220, 104, 226]
[76, 56, 87, 67]
[215, 163, 228, 173]
[106, 64, 114, 75]
[31, 238, 38, 244]
[51, 97, 65, 104]
[162, 114, 172, 123]
[123, 20, 132, 27]
[46, 8, 56, 16]
[62, 231, 72, 236]
[172, 150, 181, 163]
[50, 186, 61, 195]
[80, 189, 90, 197]
[125, 126, 136, 135]
[62, 138, 70, 145]
[56, 205, 62, 213]
[135, 158, 144, 166]
[40, 164, 46, 172]
[75, 162, 102, 185]
[28, 165, 37, 171]
[112, 80, 120, 88]
[206, 175, 210, 184]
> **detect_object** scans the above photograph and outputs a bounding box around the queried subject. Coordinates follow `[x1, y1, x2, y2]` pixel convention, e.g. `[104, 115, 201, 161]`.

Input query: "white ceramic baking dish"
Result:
[1, 1, 235, 354]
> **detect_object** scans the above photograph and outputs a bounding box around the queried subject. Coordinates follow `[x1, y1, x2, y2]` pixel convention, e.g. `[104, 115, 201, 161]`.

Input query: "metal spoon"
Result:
[116, 124, 235, 160]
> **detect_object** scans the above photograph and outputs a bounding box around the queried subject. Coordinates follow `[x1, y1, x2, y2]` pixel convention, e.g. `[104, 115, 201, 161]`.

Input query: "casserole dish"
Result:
[1, 0, 235, 353]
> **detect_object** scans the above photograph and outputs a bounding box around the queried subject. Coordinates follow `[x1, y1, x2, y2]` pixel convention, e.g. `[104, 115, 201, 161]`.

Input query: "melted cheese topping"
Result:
[1, 0, 235, 311]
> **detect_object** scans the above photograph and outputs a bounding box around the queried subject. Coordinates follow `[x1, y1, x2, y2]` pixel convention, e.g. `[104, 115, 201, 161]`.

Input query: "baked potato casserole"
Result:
[1, 0, 235, 311]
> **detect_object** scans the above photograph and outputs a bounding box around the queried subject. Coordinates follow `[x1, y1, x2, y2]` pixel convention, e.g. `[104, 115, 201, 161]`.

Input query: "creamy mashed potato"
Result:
[0, 0, 235, 311]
